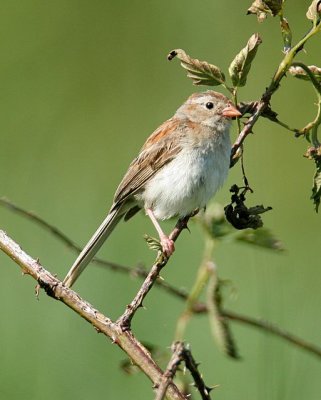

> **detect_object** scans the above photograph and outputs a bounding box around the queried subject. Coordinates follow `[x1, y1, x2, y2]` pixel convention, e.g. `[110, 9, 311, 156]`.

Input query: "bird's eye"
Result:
[205, 102, 214, 110]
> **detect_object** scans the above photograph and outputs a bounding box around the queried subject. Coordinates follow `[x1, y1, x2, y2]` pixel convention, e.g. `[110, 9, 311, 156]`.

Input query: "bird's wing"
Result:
[113, 118, 185, 206]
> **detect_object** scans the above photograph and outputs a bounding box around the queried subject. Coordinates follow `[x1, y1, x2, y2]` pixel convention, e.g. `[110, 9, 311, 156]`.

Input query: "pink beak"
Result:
[222, 103, 242, 118]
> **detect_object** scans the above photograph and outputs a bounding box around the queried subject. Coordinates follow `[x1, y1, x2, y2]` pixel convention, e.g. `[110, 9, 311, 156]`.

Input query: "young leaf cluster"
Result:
[169, 0, 321, 212]
[168, 33, 262, 93]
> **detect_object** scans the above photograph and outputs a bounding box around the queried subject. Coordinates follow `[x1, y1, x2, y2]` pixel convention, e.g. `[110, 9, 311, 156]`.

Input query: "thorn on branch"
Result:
[181, 343, 214, 400]
[21, 268, 31, 276]
[154, 341, 185, 400]
[155, 341, 214, 400]
[117, 215, 191, 331]
[35, 284, 40, 299]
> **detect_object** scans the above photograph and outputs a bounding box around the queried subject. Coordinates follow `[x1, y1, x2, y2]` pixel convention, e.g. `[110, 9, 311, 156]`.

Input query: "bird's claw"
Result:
[160, 235, 175, 257]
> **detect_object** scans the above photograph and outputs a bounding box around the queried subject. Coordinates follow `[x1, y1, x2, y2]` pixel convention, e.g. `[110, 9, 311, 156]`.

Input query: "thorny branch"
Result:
[155, 341, 214, 400]
[1, 197, 321, 359]
[117, 216, 190, 330]
[0, 197, 189, 301]
[182, 345, 214, 400]
[155, 342, 185, 400]
[224, 310, 321, 359]
[1, 4, 321, 400]
[0, 230, 186, 400]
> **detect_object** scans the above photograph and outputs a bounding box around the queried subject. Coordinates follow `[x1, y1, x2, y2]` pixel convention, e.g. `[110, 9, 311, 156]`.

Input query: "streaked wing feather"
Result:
[113, 118, 182, 205]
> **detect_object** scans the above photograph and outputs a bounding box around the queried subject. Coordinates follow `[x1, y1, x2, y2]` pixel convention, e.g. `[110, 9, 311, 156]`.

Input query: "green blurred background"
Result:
[0, 1, 320, 399]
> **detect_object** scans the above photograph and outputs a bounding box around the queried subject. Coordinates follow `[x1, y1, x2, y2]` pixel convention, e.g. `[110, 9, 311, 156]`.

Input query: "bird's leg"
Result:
[145, 208, 175, 257]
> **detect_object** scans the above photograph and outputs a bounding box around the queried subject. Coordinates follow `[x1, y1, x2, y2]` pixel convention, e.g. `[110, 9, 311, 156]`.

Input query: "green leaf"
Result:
[167, 49, 225, 86]
[144, 234, 162, 252]
[235, 228, 284, 251]
[228, 33, 262, 87]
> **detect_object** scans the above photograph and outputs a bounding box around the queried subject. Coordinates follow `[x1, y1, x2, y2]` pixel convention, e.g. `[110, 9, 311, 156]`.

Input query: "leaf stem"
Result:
[291, 62, 321, 145]
[174, 239, 215, 341]
[231, 20, 321, 159]
[272, 23, 321, 90]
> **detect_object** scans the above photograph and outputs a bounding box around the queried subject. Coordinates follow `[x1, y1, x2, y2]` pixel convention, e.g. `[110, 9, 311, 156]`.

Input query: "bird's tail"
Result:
[63, 205, 124, 288]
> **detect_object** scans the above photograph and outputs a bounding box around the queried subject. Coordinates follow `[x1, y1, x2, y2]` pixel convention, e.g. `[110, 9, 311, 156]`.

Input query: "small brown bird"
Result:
[63, 91, 241, 287]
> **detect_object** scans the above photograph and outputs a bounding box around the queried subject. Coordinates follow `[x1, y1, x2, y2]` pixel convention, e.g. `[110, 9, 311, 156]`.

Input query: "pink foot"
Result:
[160, 235, 175, 257]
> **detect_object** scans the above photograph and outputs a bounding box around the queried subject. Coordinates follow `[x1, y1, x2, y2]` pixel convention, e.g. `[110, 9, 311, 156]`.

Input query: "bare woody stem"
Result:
[0, 197, 137, 275]
[0, 230, 186, 400]
[1, 197, 321, 358]
[224, 309, 321, 358]
[155, 341, 213, 400]
[154, 342, 185, 400]
[0, 197, 192, 302]
[116, 216, 190, 330]
[181, 344, 213, 400]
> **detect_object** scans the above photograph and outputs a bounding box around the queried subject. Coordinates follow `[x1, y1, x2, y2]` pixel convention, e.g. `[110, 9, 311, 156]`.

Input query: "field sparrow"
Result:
[63, 91, 241, 287]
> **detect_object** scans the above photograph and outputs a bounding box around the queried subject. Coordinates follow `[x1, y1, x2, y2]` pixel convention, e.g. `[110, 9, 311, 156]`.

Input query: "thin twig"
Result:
[0, 197, 190, 300]
[231, 97, 269, 163]
[223, 310, 321, 359]
[1, 198, 321, 358]
[206, 262, 239, 359]
[181, 344, 213, 400]
[155, 342, 186, 400]
[0, 197, 134, 273]
[155, 341, 214, 400]
[116, 216, 190, 330]
[0, 230, 186, 400]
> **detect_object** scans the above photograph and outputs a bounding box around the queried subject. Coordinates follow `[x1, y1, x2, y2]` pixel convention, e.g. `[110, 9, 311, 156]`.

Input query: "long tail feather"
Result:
[63, 205, 123, 287]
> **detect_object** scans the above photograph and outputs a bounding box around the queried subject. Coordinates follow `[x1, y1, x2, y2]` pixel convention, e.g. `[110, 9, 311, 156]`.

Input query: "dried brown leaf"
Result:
[247, 0, 284, 21]
[306, 0, 321, 22]
[288, 65, 321, 81]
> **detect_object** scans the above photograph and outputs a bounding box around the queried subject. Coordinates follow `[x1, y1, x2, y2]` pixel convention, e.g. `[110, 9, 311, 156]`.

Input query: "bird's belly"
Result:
[139, 144, 230, 220]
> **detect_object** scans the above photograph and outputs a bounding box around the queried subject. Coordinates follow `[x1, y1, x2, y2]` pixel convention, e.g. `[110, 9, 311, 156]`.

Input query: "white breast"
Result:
[140, 133, 231, 220]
